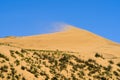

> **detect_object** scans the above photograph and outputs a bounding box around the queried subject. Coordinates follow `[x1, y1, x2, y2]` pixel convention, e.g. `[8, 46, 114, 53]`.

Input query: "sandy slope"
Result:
[0, 25, 120, 80]
[0, 25, 120, 59]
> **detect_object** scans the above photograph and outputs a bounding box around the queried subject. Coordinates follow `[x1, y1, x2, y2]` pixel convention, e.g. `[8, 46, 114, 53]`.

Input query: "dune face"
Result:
[0, 25, 120, 80]
[0, 26, 120, 57]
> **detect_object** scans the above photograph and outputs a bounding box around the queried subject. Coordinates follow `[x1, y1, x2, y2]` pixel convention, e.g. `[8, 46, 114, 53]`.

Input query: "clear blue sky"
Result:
[0, 0, 120, 43]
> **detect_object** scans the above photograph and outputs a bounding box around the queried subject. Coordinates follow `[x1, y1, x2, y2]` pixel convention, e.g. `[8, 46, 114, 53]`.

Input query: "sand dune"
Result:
[0, 25, 120, 58]
[0, 25, 120, 80]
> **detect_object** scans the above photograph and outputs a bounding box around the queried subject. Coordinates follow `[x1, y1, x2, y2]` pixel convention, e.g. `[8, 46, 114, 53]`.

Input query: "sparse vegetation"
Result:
[117, 62, 120, 67]
[0, 49, 119, 79]
[0, 53, 9, 61]
[21, 66, 26, 70]
[14, 60, 20, 66]
[95, 53, 104, 59]
[108, 60, 114, 64]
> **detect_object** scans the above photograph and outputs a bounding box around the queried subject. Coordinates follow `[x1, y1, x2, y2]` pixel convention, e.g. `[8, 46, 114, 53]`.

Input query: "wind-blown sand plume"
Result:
[0, 25, 120, 80]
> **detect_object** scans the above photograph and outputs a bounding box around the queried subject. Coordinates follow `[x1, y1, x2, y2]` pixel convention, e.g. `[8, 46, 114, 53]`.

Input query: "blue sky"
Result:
[0, 0, 120, 43]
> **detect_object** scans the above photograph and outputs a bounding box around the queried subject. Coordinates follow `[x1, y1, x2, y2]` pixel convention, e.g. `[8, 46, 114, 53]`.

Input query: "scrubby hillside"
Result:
[0, 48, 120, 80]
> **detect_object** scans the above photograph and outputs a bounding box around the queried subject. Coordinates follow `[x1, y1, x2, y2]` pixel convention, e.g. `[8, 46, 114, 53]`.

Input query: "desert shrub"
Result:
[34, 73, 39, 78]
[42, 61, 46, 66]
[15, 51, 24, 57]
[86, 63, 96, 70]
[79, 71, 85, 76]
[24, 57, 33, 64]
[54, 60, 58, 66]
[15, 75, 20, 79]
[117, 62, 120, 67]
[78, 64, 86, 69]
[89, 69, 99, 75]
[100, 77, 107, 80]
[95, 53, 104, 59]
[0, 53, 9, 61]
[0, 65, 8, 72]
[10, 52, 16, 58]
[45, 74, 49, 80]
[108, 60, 114, 64]
[59, 55, 69, 64]
[11, 67, 17, 75]
[9, 50, 15, 53]
[104, 65, 112, 72]
[69, 61, 74, 66]
[21, 66, 26, 70]
[21, 49, 27, 53]
[51, 76, 58, 80]
[40, 71, 46, 76]
[10, 50, 17, 58]
[117, 69, 120, 72]
[50, 68, 56, 74]
[14, 60, 20, 66]
[95, 53, 101, 58]
[113, 71, 119, 76]
[93, 75, 101, 79]
[88, 59, 96, 63]
[1, 60, 5, 63]
[48, 57, 55, 63]
[72, 64, 78, 71]
[7, 75, 11, 79]
[75, 58, 84, 63]
[28, 66, 38, 74]
[0, 73, 4, 79]
[42, 54, 48, 59]
[71, 74, 78, 80]
[22, 77, 26, 80]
